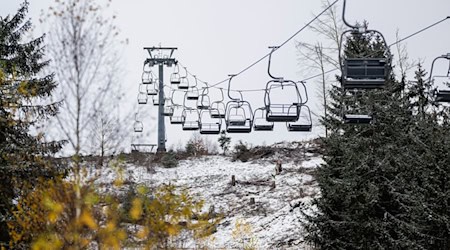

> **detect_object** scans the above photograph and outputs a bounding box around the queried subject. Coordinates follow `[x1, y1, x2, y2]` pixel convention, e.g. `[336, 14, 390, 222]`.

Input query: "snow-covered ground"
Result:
[96, 149, 323, 249]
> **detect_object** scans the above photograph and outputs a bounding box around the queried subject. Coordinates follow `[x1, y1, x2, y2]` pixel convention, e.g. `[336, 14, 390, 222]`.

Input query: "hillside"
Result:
[96, 141, 323, 249]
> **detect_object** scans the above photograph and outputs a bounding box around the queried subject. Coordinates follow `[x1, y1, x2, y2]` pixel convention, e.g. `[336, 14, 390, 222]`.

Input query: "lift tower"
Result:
[144, 47, 177, 152]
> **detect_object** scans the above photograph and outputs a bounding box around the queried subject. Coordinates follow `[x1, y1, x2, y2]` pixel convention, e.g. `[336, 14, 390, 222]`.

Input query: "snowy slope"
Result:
[97, 148, 323, 249]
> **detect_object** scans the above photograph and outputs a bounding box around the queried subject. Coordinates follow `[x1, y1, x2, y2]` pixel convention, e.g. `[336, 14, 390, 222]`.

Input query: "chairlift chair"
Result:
[344, 114, 373, 124]
[152, 95, 160, 106]
[186, 75, 200, 100]
[146, 83, 158, 96]
[225, 101, 253, 133]
[287, 105, 312, 132]
[430, 53, 450, 103]
[141, 71, 153, 85]
[138, 84, 148, 104]
[264, 46, 307, 122]
[170, 105, 185, 124]
[342, 90, 373, 124]
[182, 108, 200, 131]
[163, 99, 174, 117]
[211, 102, 226, 119]
[224, 77, 253, 133]
[178, 67, 190, 90]
[210, 88, 226, 118]
[197, 86, 211, 109]
[133, 113, 144, 133]
[265, 80, 304, 122]
[199, 109, 222, 135]
[339, 0, 391, 90]
[253, 107, 274, 131]
[170, 64, 181, 84]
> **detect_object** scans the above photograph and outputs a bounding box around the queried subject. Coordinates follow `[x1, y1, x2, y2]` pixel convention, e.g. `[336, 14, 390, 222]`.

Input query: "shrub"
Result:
[232, 141, 252, 162]
[161, 151, 179, 168]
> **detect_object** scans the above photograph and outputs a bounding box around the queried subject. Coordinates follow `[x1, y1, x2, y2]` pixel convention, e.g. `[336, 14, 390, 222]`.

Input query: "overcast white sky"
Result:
[2, 0, 450, 150]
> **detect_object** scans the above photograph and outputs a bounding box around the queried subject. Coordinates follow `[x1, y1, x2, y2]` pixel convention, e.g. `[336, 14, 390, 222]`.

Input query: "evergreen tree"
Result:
[218, 131, 231, 155]
[303, 28, 443, 249]
[0, 1, 63, 246]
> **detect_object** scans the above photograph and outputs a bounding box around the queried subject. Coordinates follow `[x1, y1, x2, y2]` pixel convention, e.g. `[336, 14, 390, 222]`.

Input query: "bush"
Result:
[232, 141, 252, 162]
[185, 133, 208, 157]
[161, 151, 179, 168]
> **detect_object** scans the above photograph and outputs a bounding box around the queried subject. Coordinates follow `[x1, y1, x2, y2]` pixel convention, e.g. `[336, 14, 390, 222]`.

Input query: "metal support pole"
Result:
[157, 63, 166, 152]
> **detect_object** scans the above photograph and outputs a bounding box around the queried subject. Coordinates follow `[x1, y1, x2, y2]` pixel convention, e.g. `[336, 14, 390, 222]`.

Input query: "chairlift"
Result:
[163, 99, 174, 117]
[170, 64, 181, 84]
[342, 90, 373, 124]
[178, 67, 190, 90]
[225, 77, 253, 133]
[133, 113, 144, 133]
[152, 94, 160, 106]
[170, 105, 185, 124]
[287, 105, 312, 132]
[146, 82, 158, 96]
[253, 107, 274, 131]
[226, 101, 253, 133]
[138, 84, 148, 104]
[339, 0, 391, 90]
[344, 114, 373, 124]
[141, 71, 153, 85]
[197, 84, 211, 109]
[429, 53, 450, 102]
[210, 88, 226, 118]
[182, 108, 200, 131]
[186, 75, 200, 100]
[200, 109, 222, 135]
[264, 47, 306, 122]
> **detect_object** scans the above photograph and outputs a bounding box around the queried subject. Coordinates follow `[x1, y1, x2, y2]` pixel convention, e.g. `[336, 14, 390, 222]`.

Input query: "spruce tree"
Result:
[305, 24, 450, 248]
[304, 28, 426, 249]
[0, 1, 63, 245]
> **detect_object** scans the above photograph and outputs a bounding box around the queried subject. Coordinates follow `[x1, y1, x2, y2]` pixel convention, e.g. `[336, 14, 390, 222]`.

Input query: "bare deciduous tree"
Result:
[41, 0, 128, 158]
[296, 0, 345, 137]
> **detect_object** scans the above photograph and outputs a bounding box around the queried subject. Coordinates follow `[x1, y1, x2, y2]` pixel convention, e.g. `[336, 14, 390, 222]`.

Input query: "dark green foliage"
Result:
[161, 150, 179, 168]
[304, 28, 450, 249]
[0, 1, 63, 246]
[218, 131, 231, 155]
[232, 140, 252, 162]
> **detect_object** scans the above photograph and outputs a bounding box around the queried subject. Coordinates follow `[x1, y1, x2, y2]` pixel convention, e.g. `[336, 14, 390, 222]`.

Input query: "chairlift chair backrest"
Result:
[200, 109, 222, 135]
[170, 105, 185, 124]
[141, 71, 153, 85]
[138, 84, 148, 104]
[182, 108, 200, 131]
[197, 86, 211, 109]
[339, 0, 391, 90]
[146, 83, 158, 96]
[133, 113, 144, 132]
[225, 100, 253, 133]
[170, 64, 181, 84]
[253, 107, 274, 131]
[163, 99, 174, 117]
[178, 67, 190, 89]
[287, 105, 312, 132]
[430, 53, 450, 103]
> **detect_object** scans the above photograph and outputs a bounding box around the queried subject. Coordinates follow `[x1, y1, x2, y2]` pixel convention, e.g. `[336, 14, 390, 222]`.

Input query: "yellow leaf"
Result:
[130, 198, 143, 221]
[80, 210, 98, 230]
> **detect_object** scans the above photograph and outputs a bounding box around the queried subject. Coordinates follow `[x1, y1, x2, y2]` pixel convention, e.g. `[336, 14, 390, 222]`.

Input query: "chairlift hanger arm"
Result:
[267, 46, 284, 80]
[429, 54, 450, 83]
[342, 0, 359, 30]
[227, 74, 241, 101]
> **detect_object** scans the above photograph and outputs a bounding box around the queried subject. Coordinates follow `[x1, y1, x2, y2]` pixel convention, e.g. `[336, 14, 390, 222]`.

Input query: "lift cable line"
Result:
[175, 15, 449, 95]
[176, 0, 340, 90]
